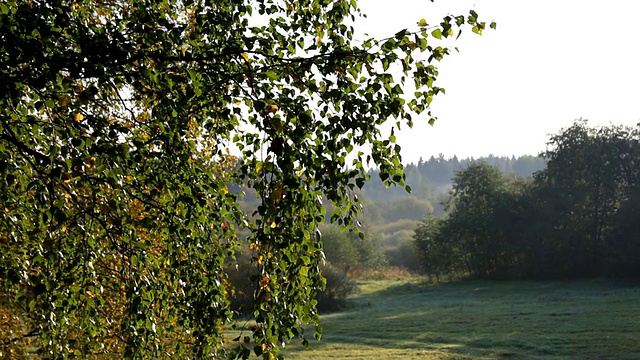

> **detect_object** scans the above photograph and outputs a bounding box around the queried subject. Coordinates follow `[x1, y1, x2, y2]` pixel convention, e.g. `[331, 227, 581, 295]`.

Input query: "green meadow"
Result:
[281, 278, 640, 359]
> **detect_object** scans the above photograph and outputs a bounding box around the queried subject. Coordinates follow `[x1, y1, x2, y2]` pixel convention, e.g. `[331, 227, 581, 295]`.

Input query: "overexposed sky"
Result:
[357, 1, 640, 163]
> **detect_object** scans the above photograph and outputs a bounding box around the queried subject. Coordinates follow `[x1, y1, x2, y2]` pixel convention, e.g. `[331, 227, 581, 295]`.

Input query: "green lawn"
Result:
[281, 278, 640, 359]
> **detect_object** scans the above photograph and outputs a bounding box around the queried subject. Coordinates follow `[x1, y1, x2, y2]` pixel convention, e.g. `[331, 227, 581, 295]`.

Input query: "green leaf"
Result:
[264, 70, 279, 80]
[254, 345, 263, 356]
[0, 1, 494, 357]
[431, 29, 442, 40]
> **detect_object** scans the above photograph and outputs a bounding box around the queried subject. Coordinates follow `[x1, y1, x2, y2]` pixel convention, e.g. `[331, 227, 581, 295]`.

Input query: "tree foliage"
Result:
[413, 214, 450, 279]
[0, 0, 491, 358]
[362, 154, 546, 204]
[414, 120, 640, 280]
[535, 120, 639, 276]
[318, 223, 383, 271]
[444, 162, 512, 278]
[415, 163, 527, 279]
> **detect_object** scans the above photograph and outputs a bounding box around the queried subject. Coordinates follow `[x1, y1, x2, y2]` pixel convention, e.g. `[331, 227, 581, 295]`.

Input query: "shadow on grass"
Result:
[284, 278, 640, 359]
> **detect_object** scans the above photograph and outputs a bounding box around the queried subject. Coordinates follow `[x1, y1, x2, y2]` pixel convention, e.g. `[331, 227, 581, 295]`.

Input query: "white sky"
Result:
[357, 0, 640, 163]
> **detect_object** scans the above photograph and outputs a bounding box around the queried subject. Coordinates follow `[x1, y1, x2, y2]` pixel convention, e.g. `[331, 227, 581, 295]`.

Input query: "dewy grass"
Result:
[282, 278, 640, 359]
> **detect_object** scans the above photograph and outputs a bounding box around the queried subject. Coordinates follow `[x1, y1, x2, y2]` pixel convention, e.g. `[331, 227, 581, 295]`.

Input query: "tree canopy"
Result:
[414, 120, 640, 280]
[0, 1, 491, 358]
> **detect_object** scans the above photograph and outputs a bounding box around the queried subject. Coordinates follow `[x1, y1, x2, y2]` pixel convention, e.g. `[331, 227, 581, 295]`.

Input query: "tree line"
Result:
[361, 153, 546, 203]
[414, 120, 640, 280]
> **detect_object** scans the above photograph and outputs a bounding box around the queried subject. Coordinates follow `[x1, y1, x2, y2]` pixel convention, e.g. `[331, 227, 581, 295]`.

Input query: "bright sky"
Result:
[357, 0, 640, 163]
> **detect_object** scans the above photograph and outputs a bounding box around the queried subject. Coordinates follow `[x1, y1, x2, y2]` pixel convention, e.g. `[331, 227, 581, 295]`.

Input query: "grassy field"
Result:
[279, 278, 640, 359]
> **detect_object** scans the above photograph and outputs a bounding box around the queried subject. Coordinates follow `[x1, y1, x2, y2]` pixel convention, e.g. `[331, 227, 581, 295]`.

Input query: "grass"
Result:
[279, 278, 640, 359]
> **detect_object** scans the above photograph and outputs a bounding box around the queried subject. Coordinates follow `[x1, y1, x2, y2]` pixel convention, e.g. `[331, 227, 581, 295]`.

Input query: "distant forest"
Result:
[327, 121, 640, 281]
[241, 121, 640, 282]
[413, 121, 640, 280]
[233, 153, 548, 275]
[362, 154, 546, 206]
[318, 154, 547, 274]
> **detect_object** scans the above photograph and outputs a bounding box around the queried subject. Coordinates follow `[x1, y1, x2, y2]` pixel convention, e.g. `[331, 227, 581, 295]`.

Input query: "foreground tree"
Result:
[0, 1, 492, 358]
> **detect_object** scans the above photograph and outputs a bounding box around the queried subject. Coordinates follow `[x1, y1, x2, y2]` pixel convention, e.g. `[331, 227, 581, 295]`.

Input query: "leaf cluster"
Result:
[0, 0, 491, 358]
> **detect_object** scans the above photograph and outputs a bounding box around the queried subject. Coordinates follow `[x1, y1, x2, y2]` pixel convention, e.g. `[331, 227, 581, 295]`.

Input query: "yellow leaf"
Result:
[241, 53, 250, 61]
[260, 275, 270, 289]
[58, 95, 72, 106]
[270, 221, 277, 228]
[74, 113, 84, 121]
[266, 104, 278, 113]
[271, 183, 283, 204]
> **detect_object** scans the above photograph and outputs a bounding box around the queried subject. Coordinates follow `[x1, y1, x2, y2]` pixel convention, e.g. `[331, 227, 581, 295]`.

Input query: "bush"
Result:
[316, 264, 359, 312]
[225, 251, 257, 315]
[349, 266, 413, 280]
[384, 238, 423, 271]
[319, 224, 385, 269]
[226, 254, 358, 314]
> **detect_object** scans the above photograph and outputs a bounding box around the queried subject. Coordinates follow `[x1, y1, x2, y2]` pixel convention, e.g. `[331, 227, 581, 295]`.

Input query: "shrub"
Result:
[350, 266, 413, 280]
[225, 251, 257, 315]
[384, 238, 423, 271]
[226, 255, 358, 314]
[316, 264, 359, 312]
